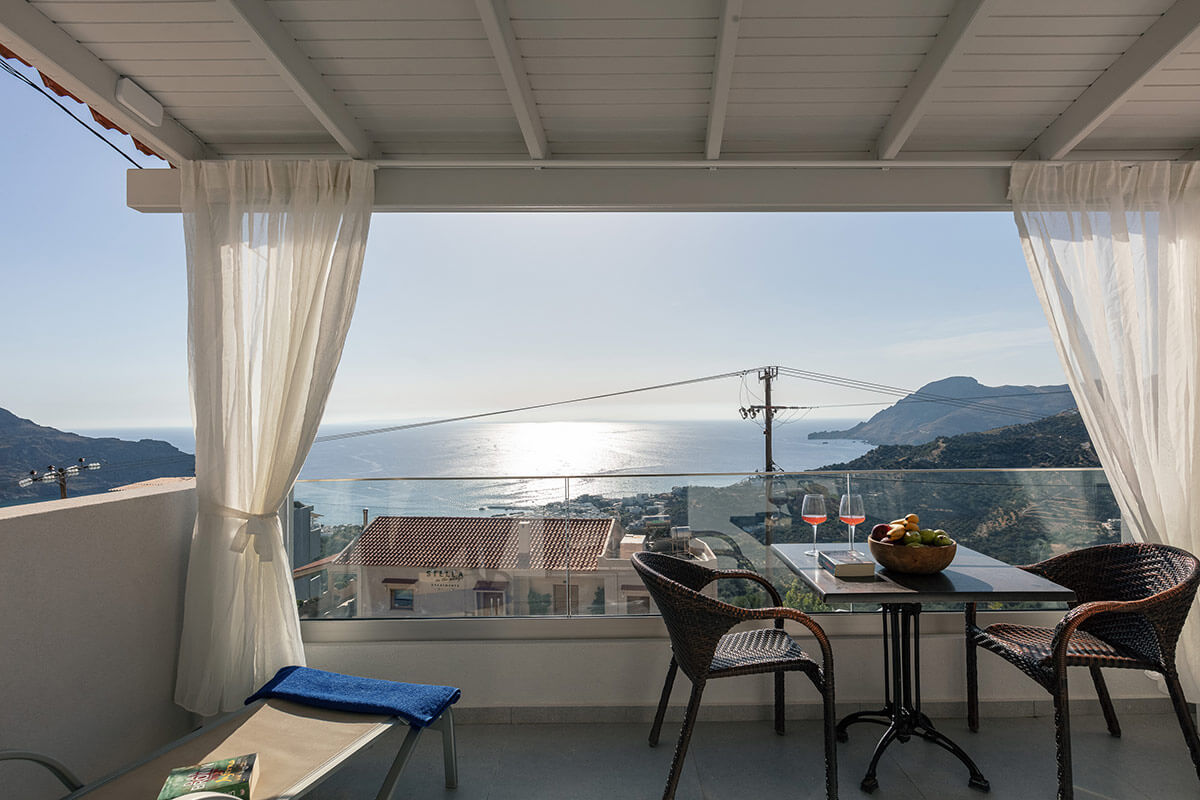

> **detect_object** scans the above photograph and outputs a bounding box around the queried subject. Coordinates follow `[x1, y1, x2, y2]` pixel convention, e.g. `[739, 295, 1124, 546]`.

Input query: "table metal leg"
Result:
[836, 607, 893, 744]
[838, 604, 991, 794]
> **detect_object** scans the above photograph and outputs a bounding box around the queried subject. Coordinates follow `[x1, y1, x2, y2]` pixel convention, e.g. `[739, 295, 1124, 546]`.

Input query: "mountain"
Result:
[808, 410, 1115, 566]
[809, 376, 1076, 446]
[0, 406, 194, 507]
[817, 410, 1098, 471]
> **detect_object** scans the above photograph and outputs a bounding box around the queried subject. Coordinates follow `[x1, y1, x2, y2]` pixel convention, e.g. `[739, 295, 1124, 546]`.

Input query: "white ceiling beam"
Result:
[130, 165, 1011, 214]
[876, 0, 992, 161]
[475, 0, 547, 160]
[1025, 0, 1200, 161]
[0, 0, 204, 164]
[706, 0, 742, 161]
[215, 0, 374, 159]
[1183, 143, 1200, 160]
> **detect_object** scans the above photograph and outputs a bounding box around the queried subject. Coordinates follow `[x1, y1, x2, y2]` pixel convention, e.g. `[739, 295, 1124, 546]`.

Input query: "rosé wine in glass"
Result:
[801, 494, 826, 556]
[839, 494, 865, 550]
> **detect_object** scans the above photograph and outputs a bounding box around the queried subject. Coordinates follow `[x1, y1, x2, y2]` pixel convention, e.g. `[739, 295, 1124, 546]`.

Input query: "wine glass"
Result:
[801, 494, 826, 557]
[839, 494, 865, 551]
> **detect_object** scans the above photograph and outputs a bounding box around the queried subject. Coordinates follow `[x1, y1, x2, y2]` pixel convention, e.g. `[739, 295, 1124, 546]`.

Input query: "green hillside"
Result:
[819, 410, 1100, 471]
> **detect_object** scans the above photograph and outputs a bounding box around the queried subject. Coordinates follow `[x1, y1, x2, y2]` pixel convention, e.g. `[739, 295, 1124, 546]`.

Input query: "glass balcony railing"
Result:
[290, 469, 1121, 620]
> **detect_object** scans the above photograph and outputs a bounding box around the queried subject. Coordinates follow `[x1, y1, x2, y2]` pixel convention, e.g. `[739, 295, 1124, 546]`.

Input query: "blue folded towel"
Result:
[246, 666, 461, 728]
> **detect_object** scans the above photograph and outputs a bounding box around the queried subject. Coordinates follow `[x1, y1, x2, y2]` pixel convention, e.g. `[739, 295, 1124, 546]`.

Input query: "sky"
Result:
[0, 60, 1068, 431]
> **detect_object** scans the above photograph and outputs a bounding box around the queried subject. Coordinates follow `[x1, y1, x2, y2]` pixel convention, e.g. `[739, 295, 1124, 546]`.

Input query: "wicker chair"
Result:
[631, 551, 837, 800]
[965, 542, 1200, 800]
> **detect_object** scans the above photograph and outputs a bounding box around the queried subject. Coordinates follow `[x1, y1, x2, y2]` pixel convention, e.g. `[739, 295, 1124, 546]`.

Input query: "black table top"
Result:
[771, 542, 1076, 605]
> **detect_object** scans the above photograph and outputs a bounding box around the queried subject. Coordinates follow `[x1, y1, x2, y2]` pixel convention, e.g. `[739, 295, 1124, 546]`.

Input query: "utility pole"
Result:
[18, 458, 101, 498]
[739, 366, 804, 473]
[762, 366, 775, 473]
[740, 367, 805, 557]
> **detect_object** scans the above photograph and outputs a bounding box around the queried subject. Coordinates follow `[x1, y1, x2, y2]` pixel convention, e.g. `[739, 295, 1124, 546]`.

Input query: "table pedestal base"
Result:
[837, 603, 990, 794]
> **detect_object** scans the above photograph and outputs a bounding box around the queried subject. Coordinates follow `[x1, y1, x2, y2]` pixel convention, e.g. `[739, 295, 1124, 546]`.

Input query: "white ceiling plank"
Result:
[32, 1, 232, 24]
[0, 0, 205, 163]
[1024, 0, 1200, 160]
[705, 0, 741, 160]
[214, 0, 375, 159]
[475, 0, 547, 160]
[877, 0, 993, 160]
[518, 37, 714, 58]
[299, 39, 494, 60]
[314, 58, 502, 77]
[268, 0, 481, 22]
[129, 165, 1012, 214]
[506, 0, 720, 20]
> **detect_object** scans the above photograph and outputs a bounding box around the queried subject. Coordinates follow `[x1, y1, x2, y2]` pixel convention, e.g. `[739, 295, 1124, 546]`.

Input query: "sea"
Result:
[79, 419, 873, 526]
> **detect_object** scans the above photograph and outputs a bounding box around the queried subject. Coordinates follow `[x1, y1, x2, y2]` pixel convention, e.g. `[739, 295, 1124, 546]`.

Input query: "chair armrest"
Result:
[702, 569, 784, 607]
[0, 750, 83, 791]
[1050, 597, 1148, 664]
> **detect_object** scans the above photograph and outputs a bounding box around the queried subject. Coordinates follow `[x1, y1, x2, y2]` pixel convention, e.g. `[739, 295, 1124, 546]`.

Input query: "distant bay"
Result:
[79, 419, 872, 525]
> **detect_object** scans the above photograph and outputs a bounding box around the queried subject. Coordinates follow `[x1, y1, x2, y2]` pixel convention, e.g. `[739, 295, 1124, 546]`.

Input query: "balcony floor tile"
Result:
[308, 712, 1198, 799]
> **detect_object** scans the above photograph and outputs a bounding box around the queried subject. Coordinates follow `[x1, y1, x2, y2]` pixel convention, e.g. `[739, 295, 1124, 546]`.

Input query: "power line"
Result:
[313, 369, 757, 443]
[0, 58, 142, 168]
[777, 368, 1059, 422]
[312, 366, 1074, 444]
[779, 368, 1045, 419]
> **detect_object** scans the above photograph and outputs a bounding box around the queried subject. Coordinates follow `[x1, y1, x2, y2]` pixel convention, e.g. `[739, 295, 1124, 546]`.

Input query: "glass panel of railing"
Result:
[564, 472, 840, 614]
[291, 477, 566, 619]
[567, 468, 1120, 615]
[291, 469, 1119, 619]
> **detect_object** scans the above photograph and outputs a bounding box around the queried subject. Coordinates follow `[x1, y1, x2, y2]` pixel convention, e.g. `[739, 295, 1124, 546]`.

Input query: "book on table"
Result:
[818, 549, 876, 578]
[157, 752, 258, 800]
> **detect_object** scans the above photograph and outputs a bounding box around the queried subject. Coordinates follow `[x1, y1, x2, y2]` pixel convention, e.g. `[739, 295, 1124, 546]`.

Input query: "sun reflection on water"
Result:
[489, 421, 637, 476]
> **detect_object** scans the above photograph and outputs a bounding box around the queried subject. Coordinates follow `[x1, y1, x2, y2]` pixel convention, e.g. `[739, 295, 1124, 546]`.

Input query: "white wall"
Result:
[303, 612, 1166, 721]
[0, 483, 197, 800]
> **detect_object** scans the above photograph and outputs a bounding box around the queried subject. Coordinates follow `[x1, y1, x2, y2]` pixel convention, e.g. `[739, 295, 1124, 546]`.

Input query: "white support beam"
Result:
[877, 0, 991, 161]
[706, 0, 742, 161]
[0, 0, 204, 164]
[130, 165, 1010, 214]
[475, 0, 547, 160]
[215, 0, 374, 159]
[1183, 143, 1200, 160]
[1025, 0, 1200, 161]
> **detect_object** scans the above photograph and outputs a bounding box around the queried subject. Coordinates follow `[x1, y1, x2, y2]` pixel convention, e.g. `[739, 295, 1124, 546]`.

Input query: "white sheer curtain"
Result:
[175, 160, 374, 715]
[1011, 160, 1200, 691]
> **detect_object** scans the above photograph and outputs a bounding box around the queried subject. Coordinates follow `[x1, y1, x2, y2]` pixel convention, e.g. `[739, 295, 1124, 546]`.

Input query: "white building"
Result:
[318, 515, 653, 617]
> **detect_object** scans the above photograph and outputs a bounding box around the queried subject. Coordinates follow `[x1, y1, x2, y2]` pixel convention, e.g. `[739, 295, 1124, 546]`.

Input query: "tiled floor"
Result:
[312, 710, 1198, 799]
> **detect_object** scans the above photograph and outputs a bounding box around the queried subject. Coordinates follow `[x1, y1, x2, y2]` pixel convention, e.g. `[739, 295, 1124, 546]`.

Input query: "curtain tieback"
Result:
[201, 503, 280, 561]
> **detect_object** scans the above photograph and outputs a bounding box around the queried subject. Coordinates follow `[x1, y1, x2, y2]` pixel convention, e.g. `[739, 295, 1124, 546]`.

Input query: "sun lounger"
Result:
[2, 671, 459, 800]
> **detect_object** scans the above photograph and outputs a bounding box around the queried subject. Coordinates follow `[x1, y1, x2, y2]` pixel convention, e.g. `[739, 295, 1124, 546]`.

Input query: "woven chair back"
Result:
[1031, 543, 1199, 667]
[632, 551, 742, 683]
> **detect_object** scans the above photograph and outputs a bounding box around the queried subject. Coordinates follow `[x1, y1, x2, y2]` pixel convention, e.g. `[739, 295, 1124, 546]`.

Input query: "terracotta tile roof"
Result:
[108, 476, 195, 492]
[292, 552, 342, 578]
[335, 516, 615, 572]
[1, 45, 166, 162]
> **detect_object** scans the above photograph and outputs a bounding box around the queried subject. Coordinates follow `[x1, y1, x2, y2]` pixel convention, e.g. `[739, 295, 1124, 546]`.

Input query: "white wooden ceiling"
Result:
[6, 0, 1200, 163]
[4, 0, 1200, 210]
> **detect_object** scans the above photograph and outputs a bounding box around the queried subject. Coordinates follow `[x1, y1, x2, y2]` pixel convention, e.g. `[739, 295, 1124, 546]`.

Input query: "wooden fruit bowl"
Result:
[868, 537, 957, 574]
